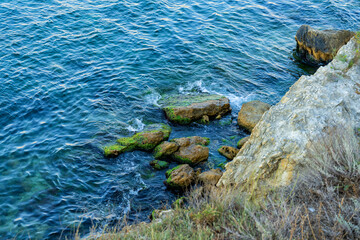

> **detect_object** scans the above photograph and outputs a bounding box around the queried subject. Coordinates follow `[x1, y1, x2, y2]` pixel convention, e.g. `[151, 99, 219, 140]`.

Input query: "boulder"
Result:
[237, 136, 250, 149]
[295, 25, 354, 66]
[151, 209, 174, 223]
[150, 160, 170, 170]
[198, 169, 223, 186]
[218, 146, 239, 160]
[218, 38, 360, 193]
[104, 123, 171, 158]
[164, 164, 196, 189]
[153, 141, 179, 159]
[160, 94, 231, 124]
[237, 100, 270, 131]
[171, 136, 210, 165]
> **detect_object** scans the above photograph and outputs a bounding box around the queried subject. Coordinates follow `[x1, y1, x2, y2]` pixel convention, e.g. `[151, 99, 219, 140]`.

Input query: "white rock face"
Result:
[218, 38, 360, 190]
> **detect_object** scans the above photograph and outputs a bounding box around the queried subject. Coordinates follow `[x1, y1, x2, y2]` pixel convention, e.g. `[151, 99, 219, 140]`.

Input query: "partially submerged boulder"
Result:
[218, 146, 239, 160]
[295, 25, 354, 66]
[237, 100, 271, 131]
[164, 164, 196, 189]
[153, 141, 179, 159]
[150, 160, 170, 170]
[171, 136, 210, 165]
[160, 94, 231, 124]
[237, 136, 250, 149]
[104, 123, 171, 158]
[198, 169, 223, 186]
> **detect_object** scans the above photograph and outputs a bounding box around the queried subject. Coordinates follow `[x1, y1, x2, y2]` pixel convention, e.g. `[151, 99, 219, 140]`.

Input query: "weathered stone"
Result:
[160, 94, 231, 124]
[198, 169, 223, 186]
[164, 164, 195, 189]
[153, 141, 179, 159]
[171, 136, 210, 147]
[150, 160, 170, 170]
[218, 38, 360, 193]
[237, 136, 250, 149]
[218, 146, 239, 160]
[295, 25, 354, 66]
[104, 123, 171, 158]
[237, 100, 271, 131]
[173, 144, 209, 165]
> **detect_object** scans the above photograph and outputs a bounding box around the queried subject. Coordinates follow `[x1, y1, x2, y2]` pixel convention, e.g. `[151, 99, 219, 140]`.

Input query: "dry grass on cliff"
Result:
[80, 126, 360, 240]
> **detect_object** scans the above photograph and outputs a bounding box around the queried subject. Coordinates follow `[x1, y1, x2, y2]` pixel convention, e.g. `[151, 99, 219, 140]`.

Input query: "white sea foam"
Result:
[144, 90, 161, 107]
[126, 118, 145, 132]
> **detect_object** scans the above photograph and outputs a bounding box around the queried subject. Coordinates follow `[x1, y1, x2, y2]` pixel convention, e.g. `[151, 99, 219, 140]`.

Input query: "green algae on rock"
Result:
[237, 136, 250, 149]
[104, 123, 172, 158]
[150, 160, 170, 170]
[170, 136, 210, 165]
[164, 164, 196, 189]
[160, 94, 231, 124]
[153, 141, 179, 159]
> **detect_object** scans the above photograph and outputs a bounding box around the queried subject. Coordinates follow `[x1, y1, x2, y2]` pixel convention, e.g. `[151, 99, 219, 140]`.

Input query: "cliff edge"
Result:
[218, 37, 360, 191]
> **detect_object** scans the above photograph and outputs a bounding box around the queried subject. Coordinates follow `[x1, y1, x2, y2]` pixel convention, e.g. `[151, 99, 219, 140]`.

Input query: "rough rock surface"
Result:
[218, 38, 360, 191]
[295, 25, 354, 66]
[160, 94, 231, 124]
[237, 100, 271, 131]
[198, 169, 223, 186]
[237, 136, 250, 149]
[171, 136, 210, 165]
[218, 146, 239, 160]
[104, 123, 171, 158]
[164, 164, 196, 189]
[153, 141, 179, 159]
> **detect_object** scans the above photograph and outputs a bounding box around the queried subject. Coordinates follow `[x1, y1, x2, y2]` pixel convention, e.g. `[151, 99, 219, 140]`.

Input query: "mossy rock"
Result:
[160, 94, 231, 125]
[237, 136, 250, 149]
[150, 160, 170, 170]
[164, 164, 195, 189]
[153, 141, 179, 159]
[104, 123, 172, 158]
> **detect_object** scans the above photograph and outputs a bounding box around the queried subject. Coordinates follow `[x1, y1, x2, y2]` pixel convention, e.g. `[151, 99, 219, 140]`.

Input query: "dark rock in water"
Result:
[160, 94, 231, 124]
[150, 160, 170, 170]
[198, 169, 223, 186]
[237, 136, 250, 149]
[153, 141, 179, 159]
[170, 136, 210, 165]
[218, 146, 239, 160]
[164, 164, 196, 189]
[295, 25, 354, 66]
[237, 100, 270, 132]
[104, 123, 171, 158]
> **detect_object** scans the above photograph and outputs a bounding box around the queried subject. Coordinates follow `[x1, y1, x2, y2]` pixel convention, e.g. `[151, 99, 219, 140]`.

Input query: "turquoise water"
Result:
[0, 0, 359, 239]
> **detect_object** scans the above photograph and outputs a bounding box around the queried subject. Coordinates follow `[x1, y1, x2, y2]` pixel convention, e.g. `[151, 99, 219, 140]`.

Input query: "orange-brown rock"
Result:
[295, 25, 354, 66]
[237, 101, 270, 132]
[198, 169, 223, 186]
[164, 164, 196, 189]
[171, 136, 210, 165]
[237, 136, 250, 149]
[218, 146, 239, 160]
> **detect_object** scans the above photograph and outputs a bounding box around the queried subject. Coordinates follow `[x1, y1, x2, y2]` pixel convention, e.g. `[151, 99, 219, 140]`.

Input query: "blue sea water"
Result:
[0, 0, 359, 239]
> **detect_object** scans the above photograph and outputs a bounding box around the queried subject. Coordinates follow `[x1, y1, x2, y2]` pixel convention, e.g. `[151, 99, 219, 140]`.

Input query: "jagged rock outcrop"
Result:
[237, 100, 271, 131]
[160, 94, 231, 124]
[218, 38, 360, 192]
[295, 25, 354, 66]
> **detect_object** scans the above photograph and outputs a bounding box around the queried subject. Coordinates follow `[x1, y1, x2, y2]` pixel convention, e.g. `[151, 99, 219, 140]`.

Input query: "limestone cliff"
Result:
[218, 37, 360, 191]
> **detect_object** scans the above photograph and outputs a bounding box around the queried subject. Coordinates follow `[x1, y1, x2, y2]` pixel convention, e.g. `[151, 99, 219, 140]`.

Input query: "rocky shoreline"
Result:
[101, 26, 360, 225]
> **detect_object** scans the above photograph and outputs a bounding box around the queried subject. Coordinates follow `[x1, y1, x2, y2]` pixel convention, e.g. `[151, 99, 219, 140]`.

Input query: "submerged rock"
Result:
[237, 136, 250, 149]
[164, 164, 196, 189]
[218, 38, 360, 192]
[295, 25, 354, 66]
[150, 160, 170, 170]
[160, 94, 231, 124]
[218, 146, 239, 160]
[198, 169, 223, 186]
[153, 141, 179, 159]
[237, 100, 271, 131]
[171, 136, 210, 165]
[104, 123, 171, 158]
